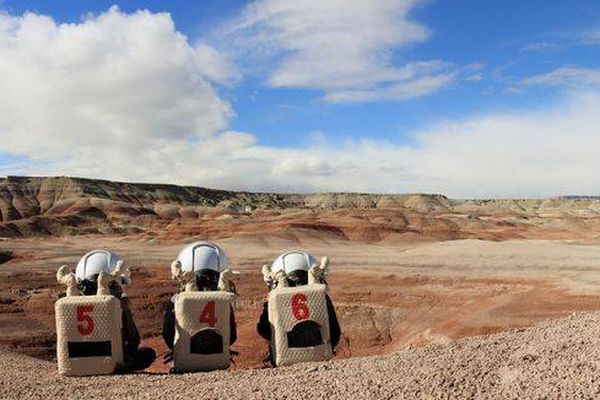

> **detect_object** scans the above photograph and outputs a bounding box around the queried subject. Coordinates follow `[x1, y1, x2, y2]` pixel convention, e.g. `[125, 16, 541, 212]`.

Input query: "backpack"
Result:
[173, 291, 234, 372]
[268, 283, 332, 366]
[55, 295, 123, 376]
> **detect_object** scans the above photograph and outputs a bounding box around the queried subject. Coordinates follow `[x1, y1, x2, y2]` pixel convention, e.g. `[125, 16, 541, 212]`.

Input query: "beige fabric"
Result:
[96, 271, 112, 296]
[173, 291, 234, 372]
[308, 257, 329, 285]
[56, 265, 82, 297]
[217, 269, 239, 293]
[263, 255, 330, 288]
[55, 295, 123, 376]
[268, 284, 332, 367]
[98, 260, 131, 296]
[262, 266, 288, 290]
[171, 260, 198, 292]
[110, 260, 132, 295]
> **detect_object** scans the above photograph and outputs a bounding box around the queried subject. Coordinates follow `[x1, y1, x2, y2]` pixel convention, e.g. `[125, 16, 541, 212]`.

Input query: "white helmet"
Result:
[176, 241, 228, 273]
[75, 250, 121, 281]
[271, 250, 316, 275]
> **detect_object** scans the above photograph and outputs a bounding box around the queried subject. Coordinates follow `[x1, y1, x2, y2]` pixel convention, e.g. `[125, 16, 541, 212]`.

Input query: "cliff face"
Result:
[1, 175, 600, 241]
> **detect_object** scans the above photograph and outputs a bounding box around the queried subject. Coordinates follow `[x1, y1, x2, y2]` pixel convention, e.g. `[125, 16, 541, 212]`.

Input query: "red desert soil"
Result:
[3, 176, 600, 385]
[3, 263, 600, 372]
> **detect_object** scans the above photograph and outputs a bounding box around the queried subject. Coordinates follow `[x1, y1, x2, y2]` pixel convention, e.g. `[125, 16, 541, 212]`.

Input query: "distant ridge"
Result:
[558, 195, 600, 200]
[2, 175, 600, 239]
[0, 176, 450, 238]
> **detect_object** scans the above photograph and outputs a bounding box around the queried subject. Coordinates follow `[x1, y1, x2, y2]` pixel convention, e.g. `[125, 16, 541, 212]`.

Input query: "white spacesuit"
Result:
[162, 241, 238, 372]
[56, 249, 155, 374]
[257, 250, 341, 366]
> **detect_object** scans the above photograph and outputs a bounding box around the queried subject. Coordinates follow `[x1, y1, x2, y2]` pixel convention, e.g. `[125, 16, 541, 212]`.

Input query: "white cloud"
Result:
[3, 8, 600, 198]
[193, 43, 241, 85]
[0, 6, 236, 161]
[25, 91, 600, 198]
[521, 67, 600, 87]
[323, 63, 457, 103]
[218, 0, 456, 103]
[241, 91, 600, 198]
[520, 41, 562, 53]
[465, 73, 483, 82]
[272, 156, 334, 177]
[408, 92, 600, 197]
[581, 29, 600, 45]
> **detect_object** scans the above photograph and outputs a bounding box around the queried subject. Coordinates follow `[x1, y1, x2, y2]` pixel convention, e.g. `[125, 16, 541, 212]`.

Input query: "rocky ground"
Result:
[3, 311, 600, 399]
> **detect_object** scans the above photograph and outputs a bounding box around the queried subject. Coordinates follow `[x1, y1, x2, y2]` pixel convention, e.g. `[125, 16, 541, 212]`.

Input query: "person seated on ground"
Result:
[256, 250, 341, 364]
[75, 250, 156, 372]
[162, 241, 237, 353]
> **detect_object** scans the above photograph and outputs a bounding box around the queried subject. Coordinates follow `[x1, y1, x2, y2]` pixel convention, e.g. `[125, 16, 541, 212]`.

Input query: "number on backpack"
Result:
[291, 293, 310, 321]
[76, 304, 95, 336]
[199, 301, 217, 327]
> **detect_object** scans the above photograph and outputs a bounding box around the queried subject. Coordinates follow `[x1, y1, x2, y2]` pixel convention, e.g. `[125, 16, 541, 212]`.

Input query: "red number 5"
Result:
[199, 301, 217, 327]
[76, 305, 94, 335]
[291, 293, 310, 321]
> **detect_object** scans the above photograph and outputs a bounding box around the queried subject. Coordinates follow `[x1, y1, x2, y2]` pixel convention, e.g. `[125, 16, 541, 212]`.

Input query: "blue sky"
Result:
[0, 1, 599, 196]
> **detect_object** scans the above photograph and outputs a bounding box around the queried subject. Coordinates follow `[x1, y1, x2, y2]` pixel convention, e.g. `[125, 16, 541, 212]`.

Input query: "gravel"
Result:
[3, 311, 600, 399]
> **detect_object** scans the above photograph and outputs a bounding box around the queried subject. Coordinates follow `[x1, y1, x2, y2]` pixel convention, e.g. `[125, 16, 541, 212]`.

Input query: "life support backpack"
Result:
[55, 295, 123, 376]
[268, 283, 332, 366]
[173, 291, 234, 372]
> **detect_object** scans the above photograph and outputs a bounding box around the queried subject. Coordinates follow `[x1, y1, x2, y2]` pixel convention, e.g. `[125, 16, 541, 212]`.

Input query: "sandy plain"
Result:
[3, 234, 600, 374]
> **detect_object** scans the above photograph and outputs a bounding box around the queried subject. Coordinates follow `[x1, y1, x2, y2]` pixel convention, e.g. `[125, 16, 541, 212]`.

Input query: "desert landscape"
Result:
[3, 176, 600, 398]
[3, 0, 600, 396]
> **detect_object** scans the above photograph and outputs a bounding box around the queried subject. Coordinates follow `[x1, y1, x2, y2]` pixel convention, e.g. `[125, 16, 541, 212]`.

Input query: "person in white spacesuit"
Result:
[257, 250, 341, 364]
[161, 241, 237, 352]
[74, 250, 156, 372]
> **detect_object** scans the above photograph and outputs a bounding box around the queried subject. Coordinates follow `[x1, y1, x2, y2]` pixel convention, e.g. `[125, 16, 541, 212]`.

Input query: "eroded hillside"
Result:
[2, 176, 600, 242]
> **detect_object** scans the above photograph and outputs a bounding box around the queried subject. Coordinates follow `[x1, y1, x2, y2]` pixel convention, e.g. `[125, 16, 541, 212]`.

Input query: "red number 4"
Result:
[199, 301, 217, 327]
[76, 305, 95, 335]
[291, 293, 310, 321]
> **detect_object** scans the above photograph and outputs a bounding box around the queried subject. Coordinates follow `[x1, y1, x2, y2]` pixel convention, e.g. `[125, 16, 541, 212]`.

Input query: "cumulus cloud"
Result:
[218, 0, 456, 103]
[3, 7, 600, 198]
[25, 90, 600, 198]
[0, 6, 236, 161]
[240, 91, 600, 198]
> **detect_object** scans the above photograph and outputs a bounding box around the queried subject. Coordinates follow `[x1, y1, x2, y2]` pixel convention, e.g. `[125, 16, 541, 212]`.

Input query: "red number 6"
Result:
[76, 305, 95, 336]
[291, 293, 310, 321]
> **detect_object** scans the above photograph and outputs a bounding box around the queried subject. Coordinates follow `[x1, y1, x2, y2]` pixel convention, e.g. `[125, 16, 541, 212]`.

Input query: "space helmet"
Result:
[176, 241, 227, 290]
[271, 250, 316, 287]
[75, 250, 122, 295]
[75, 250, 121, 281]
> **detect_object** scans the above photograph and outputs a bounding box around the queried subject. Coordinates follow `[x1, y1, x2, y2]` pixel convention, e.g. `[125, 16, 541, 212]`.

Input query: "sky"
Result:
[0, 0, 599, 198]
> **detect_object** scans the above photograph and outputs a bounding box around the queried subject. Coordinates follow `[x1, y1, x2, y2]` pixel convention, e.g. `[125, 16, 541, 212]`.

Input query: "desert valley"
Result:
[3, 176, 600, 397]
